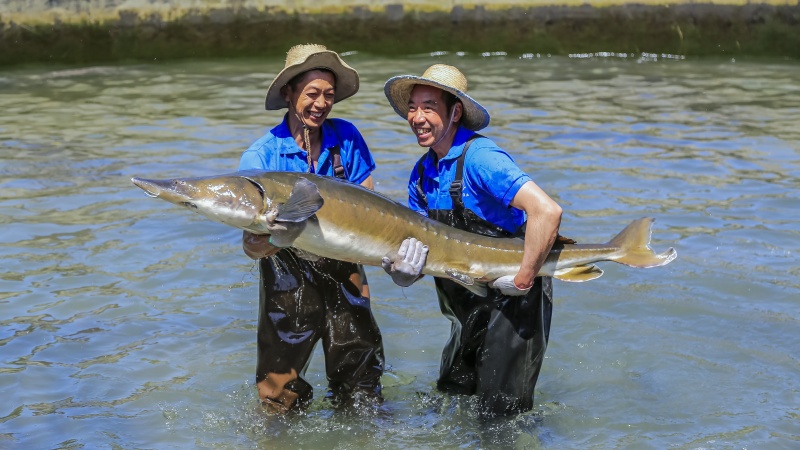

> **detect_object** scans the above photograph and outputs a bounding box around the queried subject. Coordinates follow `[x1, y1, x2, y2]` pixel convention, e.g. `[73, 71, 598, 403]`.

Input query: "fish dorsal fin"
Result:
[275, 178, 325, 223]
[554, 264, 604, 282]
[445, 269, 488, 297]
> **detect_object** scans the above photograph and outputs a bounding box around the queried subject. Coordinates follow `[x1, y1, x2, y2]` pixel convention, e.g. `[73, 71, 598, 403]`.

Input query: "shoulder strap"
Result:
[323, 119, 347, 180]
[449, 134, 484, 213]
[415, 134, 484, 212]
[329, 145, 346, 179]
[414, 153, 428, 209]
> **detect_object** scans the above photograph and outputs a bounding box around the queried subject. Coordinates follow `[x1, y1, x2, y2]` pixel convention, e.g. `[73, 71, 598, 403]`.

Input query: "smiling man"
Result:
[381, 64, 564, 419]
[238, 44, 384, 412]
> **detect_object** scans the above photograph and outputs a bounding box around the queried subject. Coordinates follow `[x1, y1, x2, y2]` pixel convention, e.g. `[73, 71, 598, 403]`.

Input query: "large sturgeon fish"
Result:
[132, 171, 676, 296]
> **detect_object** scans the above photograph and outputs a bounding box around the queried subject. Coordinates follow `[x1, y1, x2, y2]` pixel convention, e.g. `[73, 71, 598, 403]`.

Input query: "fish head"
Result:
[132, 173, 268, 230]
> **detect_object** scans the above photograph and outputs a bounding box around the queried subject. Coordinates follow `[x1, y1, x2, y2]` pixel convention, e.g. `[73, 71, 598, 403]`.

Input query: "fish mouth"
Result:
[132, 177, 162, 198]
[132, 177, 182, 201]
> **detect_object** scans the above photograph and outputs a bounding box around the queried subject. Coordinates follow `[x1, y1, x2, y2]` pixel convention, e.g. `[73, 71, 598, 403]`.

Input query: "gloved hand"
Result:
[264, 208, 306, 248]
[381, 238, 429, 287]
[489, 275, 531, 296]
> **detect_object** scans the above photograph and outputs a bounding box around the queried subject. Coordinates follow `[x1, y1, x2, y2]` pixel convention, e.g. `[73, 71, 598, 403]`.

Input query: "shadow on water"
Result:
[1, 53, 799, 448]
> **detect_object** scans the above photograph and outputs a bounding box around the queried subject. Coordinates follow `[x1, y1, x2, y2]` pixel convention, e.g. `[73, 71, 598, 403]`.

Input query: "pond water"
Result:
[1, 53, 798, 449]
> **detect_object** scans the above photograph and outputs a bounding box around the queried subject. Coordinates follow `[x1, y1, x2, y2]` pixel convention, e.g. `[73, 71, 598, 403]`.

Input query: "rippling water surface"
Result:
[1, 54, 798, 449]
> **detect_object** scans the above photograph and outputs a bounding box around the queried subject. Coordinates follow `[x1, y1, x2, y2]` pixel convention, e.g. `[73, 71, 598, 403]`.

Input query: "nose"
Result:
[411, 108, 425, 123]
[314, 96, 327, 109]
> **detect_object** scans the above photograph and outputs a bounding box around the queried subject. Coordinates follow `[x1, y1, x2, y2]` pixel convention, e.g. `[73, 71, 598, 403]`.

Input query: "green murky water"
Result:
[1, 53, 798, 448]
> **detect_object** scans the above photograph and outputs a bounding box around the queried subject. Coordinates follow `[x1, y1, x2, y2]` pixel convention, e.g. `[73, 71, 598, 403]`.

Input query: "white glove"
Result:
[489, 275, 531, 296]
[382, 238, 429, 287]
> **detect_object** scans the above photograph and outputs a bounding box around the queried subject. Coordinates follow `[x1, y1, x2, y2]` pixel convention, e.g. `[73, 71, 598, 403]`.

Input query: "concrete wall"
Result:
[1, 0, 798, 65]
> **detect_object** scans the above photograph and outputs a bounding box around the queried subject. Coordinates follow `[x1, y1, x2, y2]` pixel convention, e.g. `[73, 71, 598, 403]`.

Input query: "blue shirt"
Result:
[408, 126, 531, 234]
[239, 116, 376, 185]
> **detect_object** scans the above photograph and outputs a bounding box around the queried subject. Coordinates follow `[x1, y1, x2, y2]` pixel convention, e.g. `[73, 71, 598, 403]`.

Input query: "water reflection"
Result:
[1, 55, 798, 448]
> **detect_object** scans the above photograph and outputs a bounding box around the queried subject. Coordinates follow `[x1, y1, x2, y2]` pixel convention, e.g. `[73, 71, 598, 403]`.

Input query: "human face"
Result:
[284, 70, 336, 128]
[406, 84, 460, 152]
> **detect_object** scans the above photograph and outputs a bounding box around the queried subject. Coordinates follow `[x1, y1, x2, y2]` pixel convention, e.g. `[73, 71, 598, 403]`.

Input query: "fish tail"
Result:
[608, 218, 677, 268]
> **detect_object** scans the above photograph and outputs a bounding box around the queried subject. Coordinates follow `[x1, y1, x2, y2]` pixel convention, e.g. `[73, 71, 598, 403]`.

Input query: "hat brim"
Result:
[265, 51, 359, 110]
[384, 76, 490, 131]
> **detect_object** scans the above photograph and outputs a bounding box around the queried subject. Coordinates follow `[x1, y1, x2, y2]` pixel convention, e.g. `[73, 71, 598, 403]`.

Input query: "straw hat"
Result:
[265, 44, 359, 110]
[384, 64, 490, 131]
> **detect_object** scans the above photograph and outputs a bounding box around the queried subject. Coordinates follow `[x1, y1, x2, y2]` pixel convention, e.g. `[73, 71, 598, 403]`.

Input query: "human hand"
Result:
[242, 231, 281, 260]
[489, 275, 531, 296]
[381, 238, 428, 287]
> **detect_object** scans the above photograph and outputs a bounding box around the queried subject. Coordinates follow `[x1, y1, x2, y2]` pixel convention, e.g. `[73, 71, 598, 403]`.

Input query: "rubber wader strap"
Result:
[329, 145, 346, 180]
[415, 153, 428, 209]
[449, 134, 484, 218]
[415, 134, 484, 211]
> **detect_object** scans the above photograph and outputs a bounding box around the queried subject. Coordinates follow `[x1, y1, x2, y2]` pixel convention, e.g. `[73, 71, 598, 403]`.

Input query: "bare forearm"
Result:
[360, 175, 374, 190]
[516, 210, 561, 286]
[509, 181, 562, 289]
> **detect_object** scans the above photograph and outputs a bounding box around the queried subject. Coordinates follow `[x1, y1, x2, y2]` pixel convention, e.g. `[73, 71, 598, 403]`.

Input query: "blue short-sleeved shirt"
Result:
[239, 116, 376, 185]
[408, 126, 531, 234]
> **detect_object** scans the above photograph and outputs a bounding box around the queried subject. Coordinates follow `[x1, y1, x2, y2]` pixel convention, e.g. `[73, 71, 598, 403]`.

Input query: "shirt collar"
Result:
[273, 115, 337, 155]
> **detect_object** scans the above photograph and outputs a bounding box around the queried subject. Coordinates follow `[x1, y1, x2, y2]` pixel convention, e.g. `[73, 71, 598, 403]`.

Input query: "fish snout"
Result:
[131, 177, 165, 198]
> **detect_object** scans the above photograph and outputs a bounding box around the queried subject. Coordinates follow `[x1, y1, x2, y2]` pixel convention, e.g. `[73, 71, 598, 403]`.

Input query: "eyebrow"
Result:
[408, 99, 438, 106]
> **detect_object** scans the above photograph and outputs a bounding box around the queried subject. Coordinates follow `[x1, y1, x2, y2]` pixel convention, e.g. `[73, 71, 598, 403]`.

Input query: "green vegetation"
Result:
[1, 4, 798, 66]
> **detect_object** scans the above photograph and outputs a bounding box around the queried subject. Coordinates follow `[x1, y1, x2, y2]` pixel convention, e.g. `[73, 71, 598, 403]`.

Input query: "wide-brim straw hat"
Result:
[384, 64, 490, 131]
[265, 44, 359, 110]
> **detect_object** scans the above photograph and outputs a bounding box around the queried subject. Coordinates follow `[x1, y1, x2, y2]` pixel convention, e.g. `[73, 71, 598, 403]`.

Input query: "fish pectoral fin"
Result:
[445, 268, 488, 297]
[445, 268, 473, 285]
[275, 178, 325, 223]
[554, 264, 604, 282]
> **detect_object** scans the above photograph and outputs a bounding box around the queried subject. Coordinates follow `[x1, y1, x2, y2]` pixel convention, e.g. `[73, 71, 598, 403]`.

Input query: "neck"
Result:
[287, 114, 321, 158]
[430, 127, 458, 159]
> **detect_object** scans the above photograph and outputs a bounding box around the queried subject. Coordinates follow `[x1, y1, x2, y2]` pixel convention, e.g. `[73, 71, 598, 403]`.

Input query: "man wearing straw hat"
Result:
[238, 44, 384, 412]
[381, 64, 564, 419]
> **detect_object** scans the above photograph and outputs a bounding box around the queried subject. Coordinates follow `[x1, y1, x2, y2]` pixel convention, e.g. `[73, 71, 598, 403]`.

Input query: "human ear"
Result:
[453, 102, 463, 122]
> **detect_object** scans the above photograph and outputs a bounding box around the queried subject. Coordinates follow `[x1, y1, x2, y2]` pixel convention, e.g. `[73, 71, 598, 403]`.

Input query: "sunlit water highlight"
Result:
[1, 53, 798, 448]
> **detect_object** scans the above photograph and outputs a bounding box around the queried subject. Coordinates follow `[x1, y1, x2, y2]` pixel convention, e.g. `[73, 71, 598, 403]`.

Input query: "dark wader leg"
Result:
[318, 259, 385, 403]
[256, 250, 384, 410]
[256, 250, 321, 410]
[435, 277, 553, 419]
[475, 277, 552, 418]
